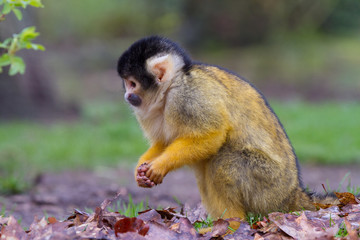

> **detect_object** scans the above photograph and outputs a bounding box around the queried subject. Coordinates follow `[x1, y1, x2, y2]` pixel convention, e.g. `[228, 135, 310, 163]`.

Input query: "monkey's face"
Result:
[123, 77, 143, 107]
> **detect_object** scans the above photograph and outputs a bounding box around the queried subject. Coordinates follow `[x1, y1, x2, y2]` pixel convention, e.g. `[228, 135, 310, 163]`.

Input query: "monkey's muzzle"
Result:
[125, 93, 142, 107]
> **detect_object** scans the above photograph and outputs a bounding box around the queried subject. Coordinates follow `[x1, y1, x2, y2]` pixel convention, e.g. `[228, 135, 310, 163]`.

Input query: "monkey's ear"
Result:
[146, 54, 184, 83]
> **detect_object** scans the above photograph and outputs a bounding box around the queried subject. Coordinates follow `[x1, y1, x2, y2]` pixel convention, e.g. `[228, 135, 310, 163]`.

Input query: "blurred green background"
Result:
[0, 0, 359, 194]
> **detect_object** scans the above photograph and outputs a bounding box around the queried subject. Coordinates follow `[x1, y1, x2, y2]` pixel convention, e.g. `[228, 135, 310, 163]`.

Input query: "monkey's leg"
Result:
[208, 147, 303, 217]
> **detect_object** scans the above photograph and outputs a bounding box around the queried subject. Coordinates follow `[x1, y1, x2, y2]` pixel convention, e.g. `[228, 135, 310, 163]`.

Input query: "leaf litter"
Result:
[0, 192, 359, 239]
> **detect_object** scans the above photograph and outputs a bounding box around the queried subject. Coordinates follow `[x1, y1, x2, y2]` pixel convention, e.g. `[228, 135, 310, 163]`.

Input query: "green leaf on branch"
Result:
[0, 0, 44, 75]
[0, 38, 11, 49]
[1, 2, 11, 15]
[19, 26, 39, 42]
[12, 8, 22, 20]
[25, 42, 45, 51]
[15, 26, 45, 51]
[29, 0, 44, 8]
[0, 0, 43, 17]
[9, 56, 25, 75]
[0, 54, 11, 67]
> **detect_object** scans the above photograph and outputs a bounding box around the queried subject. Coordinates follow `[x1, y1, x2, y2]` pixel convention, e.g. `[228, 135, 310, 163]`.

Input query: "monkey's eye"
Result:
[130, 81, 136, 88]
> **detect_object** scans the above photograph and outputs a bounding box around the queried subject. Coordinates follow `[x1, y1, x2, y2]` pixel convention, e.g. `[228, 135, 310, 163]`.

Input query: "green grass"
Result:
[0, 100, 359, 194]
[107, 195, 147, 218]
[271, 101, 360, 164]
[246, 213, 264, 229]
[193, 215, 214, 232]
[335, 222, 349, 238]
[321, 173, 360, 195]
[0, 102, 147, 194]
[0, 102, 146, 171]
[0, 204, 6, 216]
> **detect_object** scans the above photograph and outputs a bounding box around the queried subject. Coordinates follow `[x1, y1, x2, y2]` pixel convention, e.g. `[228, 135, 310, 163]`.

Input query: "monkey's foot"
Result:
[136, 163, 156, 188]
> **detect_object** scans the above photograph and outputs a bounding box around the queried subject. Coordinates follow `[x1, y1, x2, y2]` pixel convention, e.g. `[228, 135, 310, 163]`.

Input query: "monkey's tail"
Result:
[291, 188, 339, 211]
[309, 191, 340, 206]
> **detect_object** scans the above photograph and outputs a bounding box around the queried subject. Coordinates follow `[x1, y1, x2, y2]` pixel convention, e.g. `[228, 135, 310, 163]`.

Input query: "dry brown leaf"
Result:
[334, 192, 360, 206]
[114, 217, 149, 237]
[137, 209, 162, 223]
[146, 221, 179, 240]
[28, 216, 48, 232]
[208, 219, 229, 237]
[1, 216, 27, 239]
[170, 217, 198, 238]
[94, 206, 103, 228]
[224, 222, 255, 240]
[68, 208, 90, 226]
[2, 192, 360, 240]
[269, 211, 339, 239]
[344, 218, 359, 240]
[169, 222, 180, 232]
[0, 216, 9, 226]
[48, 216, 58, 224]
[254, 232, 293, 240]
[156, 207, 182, 220]
[113, 232, 147, 240]
[181, 203, 208, 224]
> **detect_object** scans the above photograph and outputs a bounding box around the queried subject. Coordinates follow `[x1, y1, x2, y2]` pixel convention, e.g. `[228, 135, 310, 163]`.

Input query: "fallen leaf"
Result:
[114, 217, 149, 237]
[113, 232, 147, 240]
[156, 207, 181, 220]
[210, 219, 229, 237]
[344, 218, 359, 240]
[48, 216, 58, 224]
[175, 217, 198, 237]
[28, 216, 48, 232]
[145, 221, 179, 240]
[0, 216, 9, 226]
[334, 192, 360, 206]
[269, 211, 339, 239]
[1, 216, 27, 239]
[2, 191, 360, 240]
[224, 221, 255, 240]
[68, 209, 90, 226]
[138, 209, 162, 223]
[181, 203, 208, 224]
[254, 231, 293, 240]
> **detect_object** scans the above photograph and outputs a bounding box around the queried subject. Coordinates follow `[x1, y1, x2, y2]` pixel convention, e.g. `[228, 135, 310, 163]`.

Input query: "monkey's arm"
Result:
[138, 142, 165, 165]
[145, 129, 227, 184]
[135, 142, 165, 177]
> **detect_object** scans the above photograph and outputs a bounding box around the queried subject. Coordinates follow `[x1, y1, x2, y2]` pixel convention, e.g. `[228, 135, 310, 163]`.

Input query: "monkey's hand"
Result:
[145, 161, 168, 185]
[136, 163, 156, 188]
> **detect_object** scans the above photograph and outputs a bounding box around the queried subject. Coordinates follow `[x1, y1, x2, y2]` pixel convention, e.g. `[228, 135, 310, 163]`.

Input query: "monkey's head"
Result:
[117, 36, 192, 108]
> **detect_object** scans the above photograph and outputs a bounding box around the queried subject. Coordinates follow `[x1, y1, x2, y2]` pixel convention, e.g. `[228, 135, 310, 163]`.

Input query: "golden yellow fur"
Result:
[132, 63, 317, 221]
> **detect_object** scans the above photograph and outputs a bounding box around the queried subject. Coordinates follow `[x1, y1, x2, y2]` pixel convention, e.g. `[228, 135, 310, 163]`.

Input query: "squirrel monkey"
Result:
[117, 36, 332, 224]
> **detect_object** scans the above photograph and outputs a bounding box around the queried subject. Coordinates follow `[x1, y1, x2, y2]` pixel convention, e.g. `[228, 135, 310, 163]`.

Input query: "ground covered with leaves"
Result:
[1, 166, 360, 239]
[1, 191, 360, 239]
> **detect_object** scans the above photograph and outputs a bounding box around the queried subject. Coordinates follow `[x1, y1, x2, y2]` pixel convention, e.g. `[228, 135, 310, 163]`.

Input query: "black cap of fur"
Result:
[117, 36, 192, 90]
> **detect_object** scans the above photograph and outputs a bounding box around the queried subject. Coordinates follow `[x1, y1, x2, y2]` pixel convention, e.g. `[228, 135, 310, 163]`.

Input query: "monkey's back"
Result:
[186, 65, 297, 166]
[177, 65, 313, 218]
